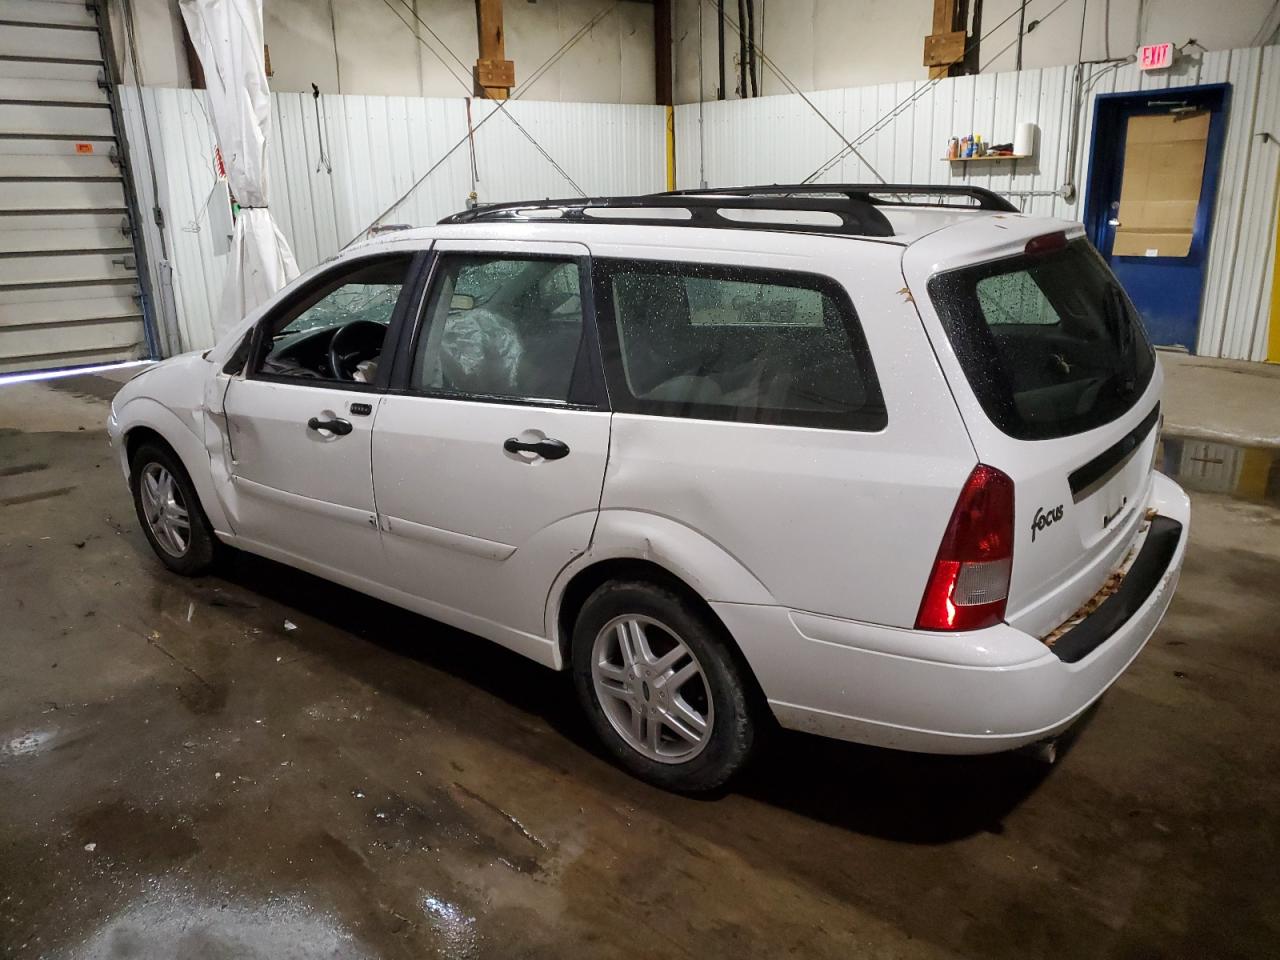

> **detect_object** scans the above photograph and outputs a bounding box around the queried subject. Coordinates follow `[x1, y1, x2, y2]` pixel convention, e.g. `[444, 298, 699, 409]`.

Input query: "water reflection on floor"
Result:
[1159, 435, 1280, 505]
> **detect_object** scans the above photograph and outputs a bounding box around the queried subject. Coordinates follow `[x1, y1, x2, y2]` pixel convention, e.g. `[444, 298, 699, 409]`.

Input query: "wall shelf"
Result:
[942, 154, 1031, 162]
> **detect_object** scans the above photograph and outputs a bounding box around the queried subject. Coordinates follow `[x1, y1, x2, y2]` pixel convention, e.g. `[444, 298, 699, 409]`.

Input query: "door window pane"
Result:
[596, 259, 886, 431]
[1112, 111, 1209, 259]
[260, 257, 408, 383]
[413, 255, 584, 403]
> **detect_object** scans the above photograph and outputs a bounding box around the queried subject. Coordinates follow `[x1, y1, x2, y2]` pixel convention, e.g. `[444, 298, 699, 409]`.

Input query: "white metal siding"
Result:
[675, 46, 1280, 361]
[119, 88, 666, 352]
[0, 0, 146, 373]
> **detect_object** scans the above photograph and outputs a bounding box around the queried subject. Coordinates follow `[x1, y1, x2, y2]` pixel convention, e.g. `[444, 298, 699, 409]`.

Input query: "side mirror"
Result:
[450, 294, 475, 310]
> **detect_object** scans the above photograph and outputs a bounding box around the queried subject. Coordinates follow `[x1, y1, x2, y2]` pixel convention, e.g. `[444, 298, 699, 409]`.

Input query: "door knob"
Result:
[504, 437, 570, 460]
[308, 417, 352, 436]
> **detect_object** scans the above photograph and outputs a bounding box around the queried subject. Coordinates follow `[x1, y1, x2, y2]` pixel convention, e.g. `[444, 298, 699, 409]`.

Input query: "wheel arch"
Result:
[550, 556, 770, 711]
[547, 511, 776, 664]
[118, 398, 230, 533]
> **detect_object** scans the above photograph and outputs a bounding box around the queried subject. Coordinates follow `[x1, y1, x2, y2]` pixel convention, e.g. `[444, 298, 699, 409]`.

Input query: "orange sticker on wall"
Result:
[75, 143, 93, 154]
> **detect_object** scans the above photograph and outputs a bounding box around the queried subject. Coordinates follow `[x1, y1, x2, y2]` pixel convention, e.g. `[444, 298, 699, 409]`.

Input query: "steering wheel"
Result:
[328, 320, 385, 381]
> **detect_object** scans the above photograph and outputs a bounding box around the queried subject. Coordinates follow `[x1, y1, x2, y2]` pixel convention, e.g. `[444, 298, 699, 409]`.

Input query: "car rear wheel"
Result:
[571, 579, 759, 792]
[129, 442, 218, 576]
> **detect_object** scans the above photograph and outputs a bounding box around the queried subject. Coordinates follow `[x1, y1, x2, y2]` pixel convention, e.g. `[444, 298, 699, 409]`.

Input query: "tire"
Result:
[571, 579, 759, 792]
[129, 441, 219, 576]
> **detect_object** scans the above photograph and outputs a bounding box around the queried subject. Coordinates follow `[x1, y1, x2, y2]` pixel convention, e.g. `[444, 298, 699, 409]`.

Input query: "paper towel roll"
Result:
[1014, 122, 1037, 157]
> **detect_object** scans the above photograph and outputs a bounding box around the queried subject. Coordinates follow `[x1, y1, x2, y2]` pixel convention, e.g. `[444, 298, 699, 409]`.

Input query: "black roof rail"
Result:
[440, 192, 896, 238]
[660, 183, 1019, 213]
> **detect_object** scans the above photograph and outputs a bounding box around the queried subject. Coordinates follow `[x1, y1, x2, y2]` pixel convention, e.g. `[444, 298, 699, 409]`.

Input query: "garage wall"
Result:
[674, 44, 1280, 361]
[107, 0, 657, 104]
[118, 87, 666, 351]
[672, 0, 1280, 102]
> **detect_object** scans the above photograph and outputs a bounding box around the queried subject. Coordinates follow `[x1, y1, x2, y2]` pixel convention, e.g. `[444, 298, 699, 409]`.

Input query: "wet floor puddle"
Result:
[1158, 435, 1280, 506]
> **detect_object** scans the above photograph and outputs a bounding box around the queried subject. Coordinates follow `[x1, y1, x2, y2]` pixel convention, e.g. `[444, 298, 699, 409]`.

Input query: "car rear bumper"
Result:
[712, 471, 1190, 755]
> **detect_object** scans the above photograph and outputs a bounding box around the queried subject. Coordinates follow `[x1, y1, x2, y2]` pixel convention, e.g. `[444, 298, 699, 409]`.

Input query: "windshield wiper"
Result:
[1104, 285, 1138, 396]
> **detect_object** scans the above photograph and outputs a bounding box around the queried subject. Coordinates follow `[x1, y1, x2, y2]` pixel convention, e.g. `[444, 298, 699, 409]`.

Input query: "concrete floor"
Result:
[1, 369, 1279, 959]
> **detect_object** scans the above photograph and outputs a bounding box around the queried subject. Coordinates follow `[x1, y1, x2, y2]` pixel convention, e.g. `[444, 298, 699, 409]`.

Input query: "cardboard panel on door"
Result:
[1112, 112, 1209, 258]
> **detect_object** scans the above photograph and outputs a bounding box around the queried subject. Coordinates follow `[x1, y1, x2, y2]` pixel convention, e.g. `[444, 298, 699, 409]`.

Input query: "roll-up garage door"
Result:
[0, 0, 150, 374]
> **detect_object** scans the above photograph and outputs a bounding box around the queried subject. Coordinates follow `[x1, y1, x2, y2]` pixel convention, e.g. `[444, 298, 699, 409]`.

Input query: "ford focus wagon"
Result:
[108, 184, 1189, 791]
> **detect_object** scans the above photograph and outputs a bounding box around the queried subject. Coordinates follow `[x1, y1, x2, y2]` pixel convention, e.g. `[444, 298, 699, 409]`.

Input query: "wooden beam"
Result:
[923, 30, 966, 68]
[475, 0, 514, 100]
[654, 0, 673, 106]
[925, 0, 969, 79]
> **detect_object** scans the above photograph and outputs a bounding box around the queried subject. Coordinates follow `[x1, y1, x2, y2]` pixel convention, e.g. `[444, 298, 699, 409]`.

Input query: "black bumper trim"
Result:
[1048, 516, 1183, 664]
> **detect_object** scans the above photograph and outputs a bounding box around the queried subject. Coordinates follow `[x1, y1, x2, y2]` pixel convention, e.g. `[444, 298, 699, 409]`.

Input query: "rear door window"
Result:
[592, 259, 886, 431]
[411, 254, 587, 404]
[927, 238, 1155, 440]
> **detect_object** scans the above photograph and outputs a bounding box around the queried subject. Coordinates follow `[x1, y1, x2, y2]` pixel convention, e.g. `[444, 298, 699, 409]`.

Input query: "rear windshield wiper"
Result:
[1104, 285, 1138, 396]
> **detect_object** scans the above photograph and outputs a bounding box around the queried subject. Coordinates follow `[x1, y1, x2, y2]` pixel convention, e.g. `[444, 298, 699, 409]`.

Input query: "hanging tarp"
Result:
[179, 0, 298, 337]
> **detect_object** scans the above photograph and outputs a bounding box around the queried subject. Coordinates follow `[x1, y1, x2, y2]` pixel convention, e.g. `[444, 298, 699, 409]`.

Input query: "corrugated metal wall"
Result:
[119, 88, 666, 352]
[675, 45, 1280, 361]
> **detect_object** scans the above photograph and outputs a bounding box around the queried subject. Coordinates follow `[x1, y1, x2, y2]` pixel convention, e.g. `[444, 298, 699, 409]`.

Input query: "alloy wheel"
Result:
[590, 614, 714, 764]
[139, 462, 191, 557]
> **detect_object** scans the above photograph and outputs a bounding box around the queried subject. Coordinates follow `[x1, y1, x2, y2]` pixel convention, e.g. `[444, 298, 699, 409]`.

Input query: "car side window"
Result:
[411, 255, 586, 404]
[254, 255, 412, 385]
[593, 259, 887, 431]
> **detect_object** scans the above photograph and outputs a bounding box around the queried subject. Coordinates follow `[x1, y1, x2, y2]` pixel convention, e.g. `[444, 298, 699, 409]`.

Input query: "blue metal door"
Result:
[1082, 84, 1230, 352]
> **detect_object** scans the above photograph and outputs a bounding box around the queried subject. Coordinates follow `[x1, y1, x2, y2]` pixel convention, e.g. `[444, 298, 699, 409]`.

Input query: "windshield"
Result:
[927, 237, 1155, 440]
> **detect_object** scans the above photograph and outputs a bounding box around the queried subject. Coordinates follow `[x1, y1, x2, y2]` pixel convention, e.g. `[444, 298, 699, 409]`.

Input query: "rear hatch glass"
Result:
[926, 237, 1155, 441]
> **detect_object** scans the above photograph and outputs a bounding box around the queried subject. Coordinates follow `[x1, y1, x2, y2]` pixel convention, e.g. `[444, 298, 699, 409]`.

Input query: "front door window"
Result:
[256, 256, 411, 384]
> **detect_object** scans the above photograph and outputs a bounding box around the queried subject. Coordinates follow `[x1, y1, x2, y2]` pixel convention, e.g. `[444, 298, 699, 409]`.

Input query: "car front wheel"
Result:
[571, 579, 759, 792]
[129, 442, 218, 576]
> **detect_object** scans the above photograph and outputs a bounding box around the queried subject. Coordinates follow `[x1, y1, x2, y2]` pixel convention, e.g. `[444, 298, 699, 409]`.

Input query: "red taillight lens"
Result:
[916, 465, 1015, 631]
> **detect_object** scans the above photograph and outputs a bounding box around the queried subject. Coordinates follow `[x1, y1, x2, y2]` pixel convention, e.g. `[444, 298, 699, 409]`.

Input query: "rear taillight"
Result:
[916, 465, 1015, 631]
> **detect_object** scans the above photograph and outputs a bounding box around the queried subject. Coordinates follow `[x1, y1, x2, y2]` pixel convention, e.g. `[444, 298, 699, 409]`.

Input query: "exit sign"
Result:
[1139, 42, 1174, 70]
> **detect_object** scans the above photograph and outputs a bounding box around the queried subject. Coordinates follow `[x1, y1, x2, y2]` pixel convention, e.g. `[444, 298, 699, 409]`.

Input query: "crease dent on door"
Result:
[380, 513, 517, 561]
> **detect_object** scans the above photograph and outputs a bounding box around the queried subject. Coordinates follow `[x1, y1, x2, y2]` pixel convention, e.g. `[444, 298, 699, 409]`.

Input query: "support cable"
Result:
[699, 0, 885, 182]
[802, 0, 1068, 184]
[349, 2, 617, 243]
[382, 0, 588, 195]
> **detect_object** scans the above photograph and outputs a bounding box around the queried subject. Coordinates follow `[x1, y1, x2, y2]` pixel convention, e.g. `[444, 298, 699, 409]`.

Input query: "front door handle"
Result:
[308, 416, 353, 436]
[504, 436, 570, 460]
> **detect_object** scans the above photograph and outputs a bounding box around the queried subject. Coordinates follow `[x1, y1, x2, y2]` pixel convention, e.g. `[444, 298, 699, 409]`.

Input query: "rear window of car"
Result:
[927, 237, 1155, 440]
[592, 259, 887, 431]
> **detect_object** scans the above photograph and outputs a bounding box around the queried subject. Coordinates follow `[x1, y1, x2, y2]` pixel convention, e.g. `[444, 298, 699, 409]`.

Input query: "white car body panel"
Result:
[717, 472, 1189, 753]
[108, 206, 1190, 756]
[221, 378, 385, 577]
[373, 394, 611, 645]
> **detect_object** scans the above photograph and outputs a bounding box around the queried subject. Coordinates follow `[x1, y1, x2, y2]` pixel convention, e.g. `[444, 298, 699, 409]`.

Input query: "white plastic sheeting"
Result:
[676, 45, 1280, 361]
[178, 0, 299, 338]
[118, 89, 666, 351]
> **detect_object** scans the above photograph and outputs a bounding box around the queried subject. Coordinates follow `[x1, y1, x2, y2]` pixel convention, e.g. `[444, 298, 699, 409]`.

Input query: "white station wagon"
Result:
[108, 185, 1189, 791]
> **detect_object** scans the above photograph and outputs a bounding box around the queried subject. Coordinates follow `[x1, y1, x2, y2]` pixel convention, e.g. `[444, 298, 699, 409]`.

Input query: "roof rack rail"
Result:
[660, 183, 1019, 213]
[439, 192, 896, 238]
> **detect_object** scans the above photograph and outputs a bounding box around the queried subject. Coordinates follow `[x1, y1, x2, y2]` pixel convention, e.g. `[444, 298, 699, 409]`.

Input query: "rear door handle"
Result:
[308, 417, 353, 436]
[504, 437, 570, 460]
